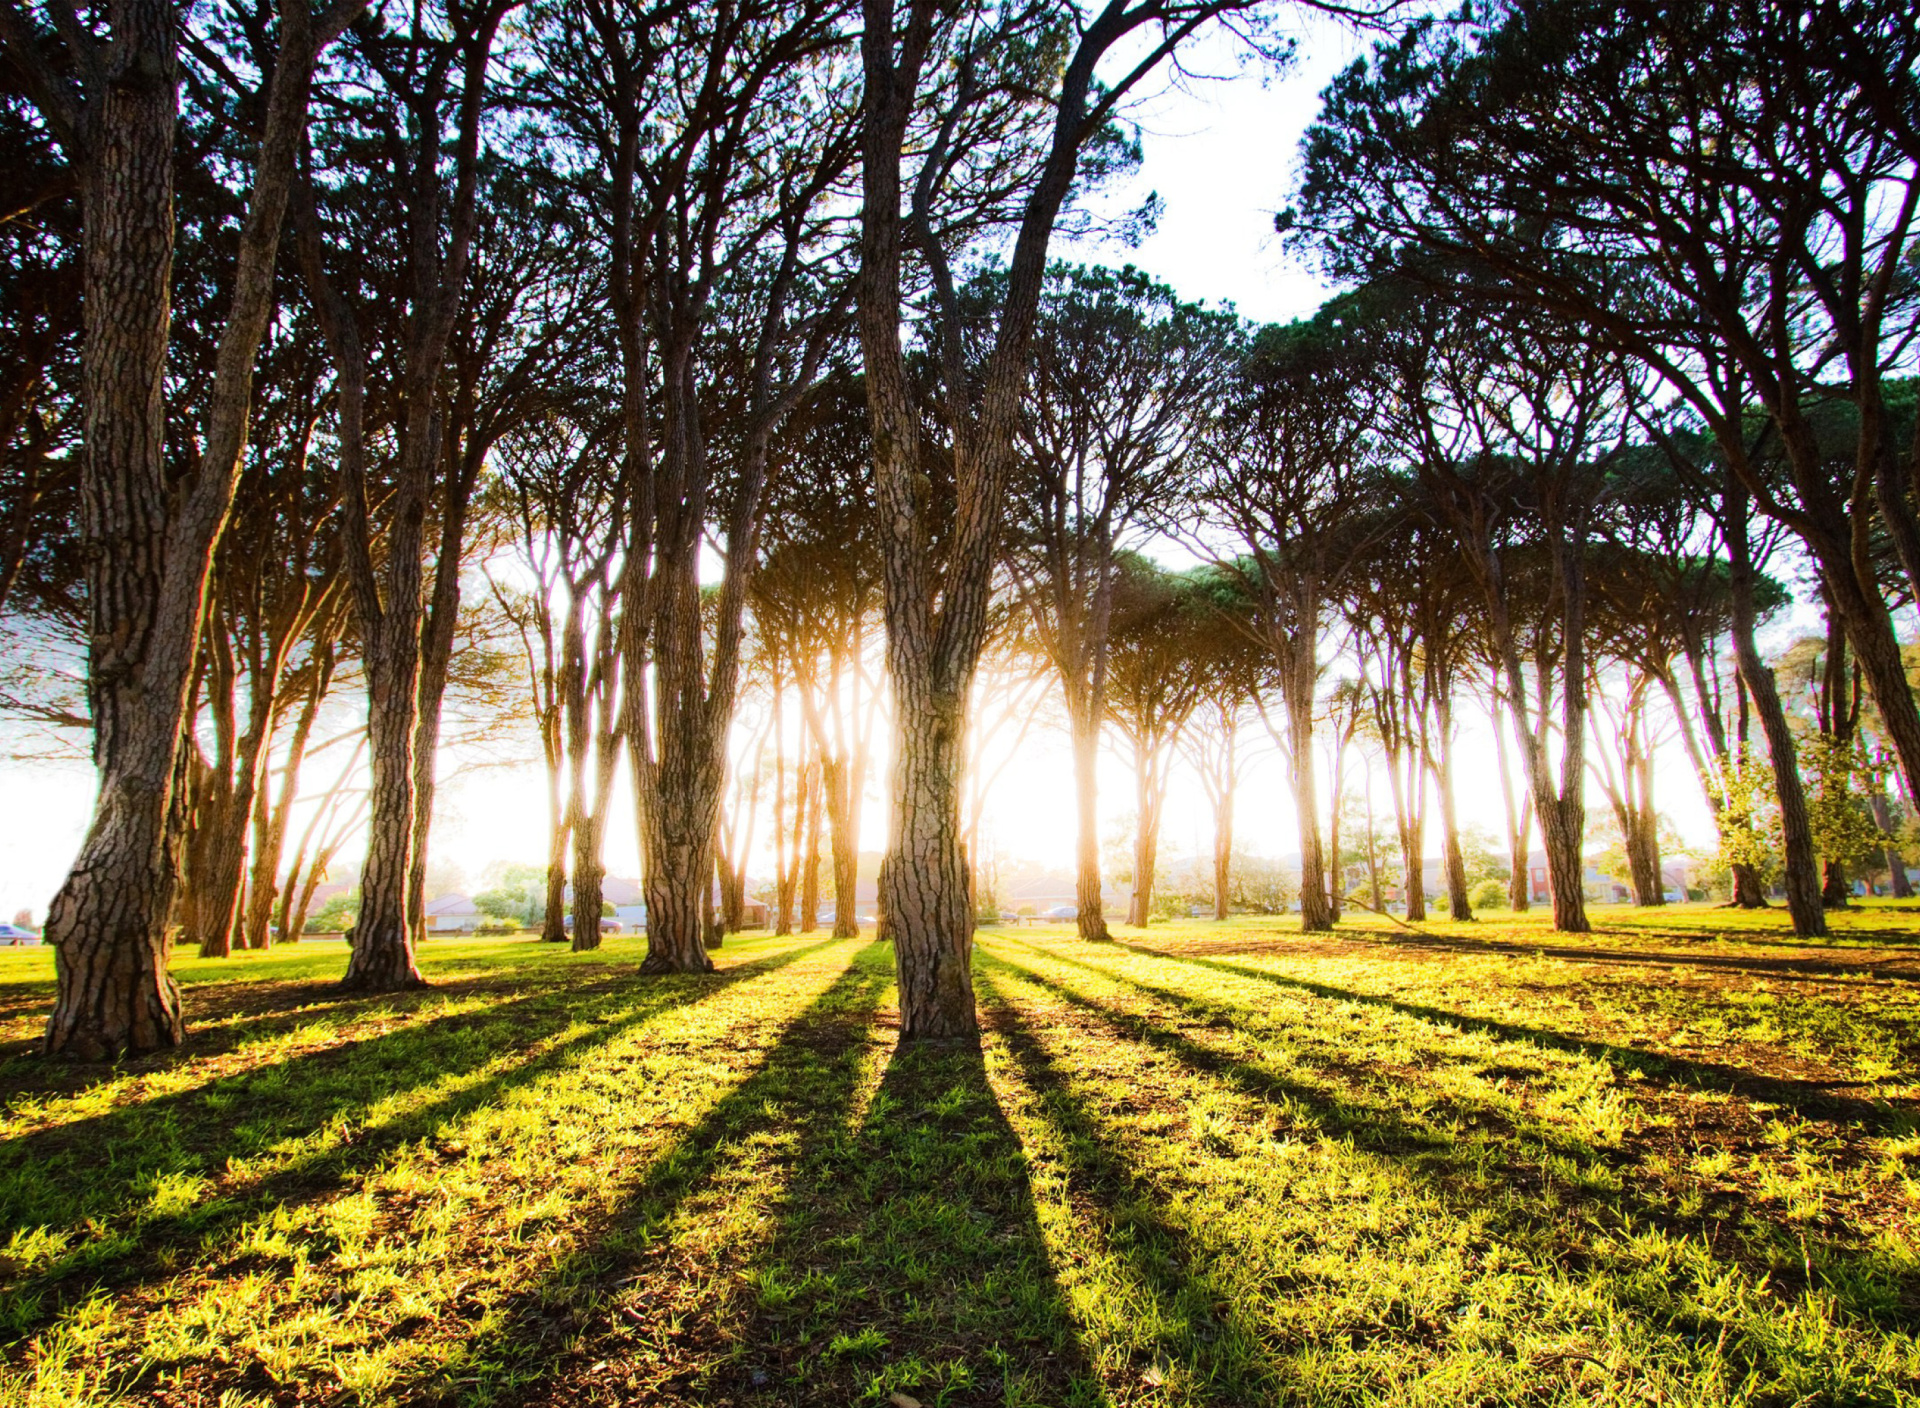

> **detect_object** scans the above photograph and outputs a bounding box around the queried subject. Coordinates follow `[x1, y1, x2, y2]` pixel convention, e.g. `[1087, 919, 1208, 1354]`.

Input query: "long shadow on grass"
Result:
[986, 943, 1920, 1331]
[0, 937, 838, 1344]
[428, 943, 895, 1405]
[973, 967, 1286, 1405]
[694, 1010, 1106, 1408]
[1105, 939, 1911, 1129]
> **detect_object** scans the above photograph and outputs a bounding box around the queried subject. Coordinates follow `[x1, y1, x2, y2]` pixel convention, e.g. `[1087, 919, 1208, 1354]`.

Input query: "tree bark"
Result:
[1725, 476, 1826, 937]
[1430, 698, 1471, 921]
[1067, 694, 1111, 940]
[40, 0, 350, 1055]
[883, 678, 974, 1034]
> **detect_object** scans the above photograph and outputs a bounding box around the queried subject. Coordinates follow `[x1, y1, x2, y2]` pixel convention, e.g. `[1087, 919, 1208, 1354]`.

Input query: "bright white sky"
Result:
[0, 18, 1790, 919]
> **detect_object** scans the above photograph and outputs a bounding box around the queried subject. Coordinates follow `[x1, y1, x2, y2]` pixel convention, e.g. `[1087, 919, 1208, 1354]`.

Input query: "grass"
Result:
[0, 903, 1916, 1405]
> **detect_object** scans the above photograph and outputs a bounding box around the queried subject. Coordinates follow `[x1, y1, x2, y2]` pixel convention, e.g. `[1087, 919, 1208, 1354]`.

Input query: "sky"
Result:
[0, 17, 1768, 920]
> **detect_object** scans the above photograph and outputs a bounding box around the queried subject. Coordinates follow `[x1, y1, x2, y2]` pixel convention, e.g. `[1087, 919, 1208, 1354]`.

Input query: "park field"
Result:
[0, 906, 1917, 1406]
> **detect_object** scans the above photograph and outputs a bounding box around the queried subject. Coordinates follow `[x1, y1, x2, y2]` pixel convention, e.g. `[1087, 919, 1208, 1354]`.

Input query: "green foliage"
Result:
[1802, 734, 1890, 872]
[1469, 878, 1508, 910]
[1705, 746, 1783, 887]
[474, 863, 548, 926]
[308, 890, 359, 933]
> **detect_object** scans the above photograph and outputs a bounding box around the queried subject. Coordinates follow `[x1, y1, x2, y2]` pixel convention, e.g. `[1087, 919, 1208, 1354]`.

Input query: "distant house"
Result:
[422, 893, 484, 934]
[572, 876, 647, 931]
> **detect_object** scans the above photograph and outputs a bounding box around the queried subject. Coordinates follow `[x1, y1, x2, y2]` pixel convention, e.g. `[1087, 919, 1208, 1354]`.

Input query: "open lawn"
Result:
[1, 905, 1917, 1406]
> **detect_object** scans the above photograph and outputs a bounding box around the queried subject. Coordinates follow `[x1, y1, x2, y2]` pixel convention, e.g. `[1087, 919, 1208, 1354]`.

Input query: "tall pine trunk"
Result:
[1068, 693, 1111, 940]
[883, 675, 974, 1034]
[44, 0, 342, 1055]
[1725, 476, 1825, 937]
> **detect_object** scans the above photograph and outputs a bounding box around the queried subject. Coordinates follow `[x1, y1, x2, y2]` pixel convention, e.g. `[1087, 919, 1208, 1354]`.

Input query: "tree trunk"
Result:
[340, 617, 428, 989]
[38, 0, 187, 1058]
[1287, 676, 1332, 932]
[800, 761, 821, 932]
[1725, 477, 1826, 937]
[570, 806, 608, 952]
[542, 823, 570, 943]
[883, 678, 975, 1036]
[1870, 791, 1910, 897]
[1068, 694, 1111, 940]
[1431, 707, 1471, 921]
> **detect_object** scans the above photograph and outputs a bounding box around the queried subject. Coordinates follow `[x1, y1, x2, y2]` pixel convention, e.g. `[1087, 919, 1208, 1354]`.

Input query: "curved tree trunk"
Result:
[1725, 478, 1825, 937]
[45, 0, 343, 1054]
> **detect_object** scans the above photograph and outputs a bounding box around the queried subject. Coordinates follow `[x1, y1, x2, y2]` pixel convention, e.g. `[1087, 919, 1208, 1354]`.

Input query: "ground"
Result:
[0, 905, 1916, 1407]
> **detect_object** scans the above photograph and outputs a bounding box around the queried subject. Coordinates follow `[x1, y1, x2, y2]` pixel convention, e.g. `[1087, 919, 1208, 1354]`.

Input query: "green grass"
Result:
[0, 905, 1916, 1405]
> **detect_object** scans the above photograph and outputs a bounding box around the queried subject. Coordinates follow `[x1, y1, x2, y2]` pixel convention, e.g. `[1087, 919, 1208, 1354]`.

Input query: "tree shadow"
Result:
[689, 1020, 1107, 1408]
[976, 968, 1289, 1405]
[981, 944, 1920, 1331]
[456, 951, 1106, 1408]
[0, 937, 838, 1342]
[428, 944, 898, 1405]
[1105, 939, 1912, 1129]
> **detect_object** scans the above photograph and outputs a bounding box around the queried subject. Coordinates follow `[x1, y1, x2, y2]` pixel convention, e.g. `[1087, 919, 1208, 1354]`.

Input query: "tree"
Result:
[293, 0, 521, 991]
[855, 0, 1285, 1036]
[1292, 0, 1920, 833]
[3, 0, 363, 1055]
[1103, 558, 1210, 926]
[1003, 261, 1235, 940]
[1190, 314, 1393, 931]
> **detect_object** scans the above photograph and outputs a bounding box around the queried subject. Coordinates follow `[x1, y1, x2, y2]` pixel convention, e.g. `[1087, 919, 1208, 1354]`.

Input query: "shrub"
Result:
[476, 917, 520, 935]
[1470, 879, 1508, 911]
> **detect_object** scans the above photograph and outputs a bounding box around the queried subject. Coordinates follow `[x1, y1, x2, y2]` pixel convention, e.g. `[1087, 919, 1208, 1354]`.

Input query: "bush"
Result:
[310, 892, 359, 932]
[476, 917, 520, 935]
[1470, 879, 1508, 911]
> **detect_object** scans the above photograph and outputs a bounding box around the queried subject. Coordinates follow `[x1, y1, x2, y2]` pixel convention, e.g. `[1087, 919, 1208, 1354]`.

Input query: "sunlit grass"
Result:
[0, 905, 1915, 1404]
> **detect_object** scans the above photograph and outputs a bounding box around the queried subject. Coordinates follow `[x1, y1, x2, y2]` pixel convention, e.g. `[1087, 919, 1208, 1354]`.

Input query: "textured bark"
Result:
[1283, 647, 1332, 933]
[883, 681, 974, 1035]
[1724, 479, 1825, 937]
[1429, 699, 1472, 921]
[637, 566, 725, 973]
[39, 0, 350, 1056]
[1067, 697, 1111, 940]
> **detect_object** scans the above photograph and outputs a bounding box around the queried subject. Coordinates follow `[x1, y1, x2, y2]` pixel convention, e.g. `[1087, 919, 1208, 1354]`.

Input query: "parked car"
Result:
[0, 923, 41, 945]
[1042, 905, 1077, 921]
